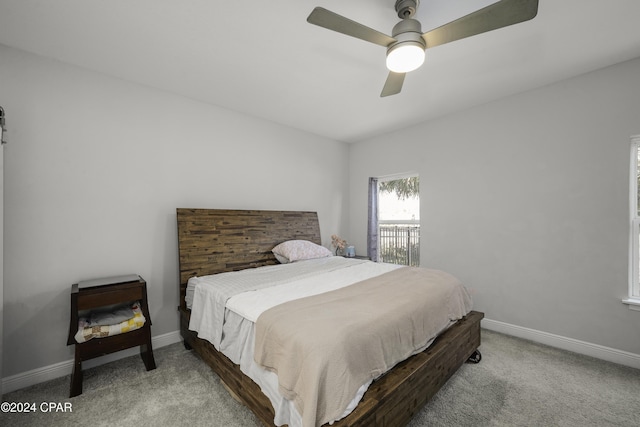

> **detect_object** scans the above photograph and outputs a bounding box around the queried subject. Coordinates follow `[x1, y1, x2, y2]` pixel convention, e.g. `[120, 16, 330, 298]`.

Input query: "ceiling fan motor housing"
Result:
[395, 0, 419, 18]
[389, 18, 426, 51]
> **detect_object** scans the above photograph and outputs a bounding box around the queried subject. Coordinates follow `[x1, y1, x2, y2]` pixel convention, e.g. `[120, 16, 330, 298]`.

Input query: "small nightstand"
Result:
[67, 275, 156, 397]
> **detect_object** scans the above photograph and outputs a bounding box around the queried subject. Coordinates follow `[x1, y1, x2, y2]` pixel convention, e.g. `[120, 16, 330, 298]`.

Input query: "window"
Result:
[626, 136, 640, 310]
[368, 175, 420, 266]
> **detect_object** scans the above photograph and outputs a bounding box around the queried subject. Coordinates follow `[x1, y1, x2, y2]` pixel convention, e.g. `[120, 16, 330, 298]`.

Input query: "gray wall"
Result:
[349, 57, 640, 355]
[0, 45, 350, 377]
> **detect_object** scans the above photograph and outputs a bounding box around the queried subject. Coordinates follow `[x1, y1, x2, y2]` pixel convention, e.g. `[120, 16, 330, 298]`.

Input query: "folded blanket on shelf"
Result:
[74, 301, 146, 343]
[85, 303, 136, 327]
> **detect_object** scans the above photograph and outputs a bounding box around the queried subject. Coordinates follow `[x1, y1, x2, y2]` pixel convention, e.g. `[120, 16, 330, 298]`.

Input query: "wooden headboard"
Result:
[176, 208, 321, 310]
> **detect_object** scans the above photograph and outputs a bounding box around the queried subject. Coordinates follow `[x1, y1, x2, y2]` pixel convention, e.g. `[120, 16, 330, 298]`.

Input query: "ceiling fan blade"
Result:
[381, 72, 406, 97]
[422, 0, 538, 49]
[307, 7, 396, 48]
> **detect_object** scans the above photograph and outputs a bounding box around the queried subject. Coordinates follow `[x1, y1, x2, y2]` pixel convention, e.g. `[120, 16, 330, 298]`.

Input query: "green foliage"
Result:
[379, 241, 420, 267]
[379, 225, 420, 266]
[379, 177, 419, 200]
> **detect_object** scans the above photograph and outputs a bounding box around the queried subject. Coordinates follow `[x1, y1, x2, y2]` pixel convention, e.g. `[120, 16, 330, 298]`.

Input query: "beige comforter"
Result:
[254, 266, 473, 427]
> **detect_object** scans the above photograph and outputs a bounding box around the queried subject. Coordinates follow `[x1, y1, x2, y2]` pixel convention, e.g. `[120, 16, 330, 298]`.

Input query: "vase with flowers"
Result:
[331, 234, 347, 256]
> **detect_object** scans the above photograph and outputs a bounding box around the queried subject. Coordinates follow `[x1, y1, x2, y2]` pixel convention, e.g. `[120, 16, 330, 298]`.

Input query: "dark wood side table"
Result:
[67, 274, 156, 397]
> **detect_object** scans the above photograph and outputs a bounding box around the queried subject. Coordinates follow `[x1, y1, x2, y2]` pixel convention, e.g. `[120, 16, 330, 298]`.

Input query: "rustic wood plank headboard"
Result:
[176, 208, 322, 310]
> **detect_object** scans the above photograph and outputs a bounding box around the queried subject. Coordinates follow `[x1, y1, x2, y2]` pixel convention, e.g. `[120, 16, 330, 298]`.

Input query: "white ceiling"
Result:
[1, 0, 640, 143]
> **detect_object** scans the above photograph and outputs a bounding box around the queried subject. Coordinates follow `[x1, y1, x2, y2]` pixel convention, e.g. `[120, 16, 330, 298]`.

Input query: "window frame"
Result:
[625, 135, 640, 310]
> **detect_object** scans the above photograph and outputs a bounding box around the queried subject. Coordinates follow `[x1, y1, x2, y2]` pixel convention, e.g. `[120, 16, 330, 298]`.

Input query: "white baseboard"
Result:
[2, 330, 182, 394]
[482, 318, 640, 370]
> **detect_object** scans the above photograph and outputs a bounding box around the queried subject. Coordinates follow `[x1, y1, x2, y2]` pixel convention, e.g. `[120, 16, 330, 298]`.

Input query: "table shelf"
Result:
[67, 275, 156, 397]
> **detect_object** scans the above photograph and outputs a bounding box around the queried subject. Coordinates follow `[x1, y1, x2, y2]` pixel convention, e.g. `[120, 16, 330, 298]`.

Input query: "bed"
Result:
[177, 208, 483, 427]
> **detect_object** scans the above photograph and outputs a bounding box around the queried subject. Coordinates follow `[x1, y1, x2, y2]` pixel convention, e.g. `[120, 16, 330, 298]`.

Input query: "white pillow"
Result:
[272, 240, 332, 263]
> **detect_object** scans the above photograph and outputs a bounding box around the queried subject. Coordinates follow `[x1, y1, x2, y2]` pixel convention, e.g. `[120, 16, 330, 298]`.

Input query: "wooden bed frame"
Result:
[177, 208, 483, 427]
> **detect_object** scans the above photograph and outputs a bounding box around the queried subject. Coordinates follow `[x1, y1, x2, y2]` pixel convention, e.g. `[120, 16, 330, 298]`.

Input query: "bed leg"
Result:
[183, 340, 192, 350]
[467, 349, 482, 363]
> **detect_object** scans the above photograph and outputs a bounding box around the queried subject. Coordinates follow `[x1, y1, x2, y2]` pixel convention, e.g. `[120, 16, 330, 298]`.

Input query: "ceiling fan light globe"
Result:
[386, 43, 425, 73]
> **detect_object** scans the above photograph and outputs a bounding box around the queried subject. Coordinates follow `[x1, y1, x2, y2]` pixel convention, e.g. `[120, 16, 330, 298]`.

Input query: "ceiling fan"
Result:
[307, 0, 539, 97]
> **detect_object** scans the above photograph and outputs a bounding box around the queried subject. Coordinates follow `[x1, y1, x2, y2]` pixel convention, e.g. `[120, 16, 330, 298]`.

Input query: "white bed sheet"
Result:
[226, 259, 401, 321]
[187, 257, 387, 349]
